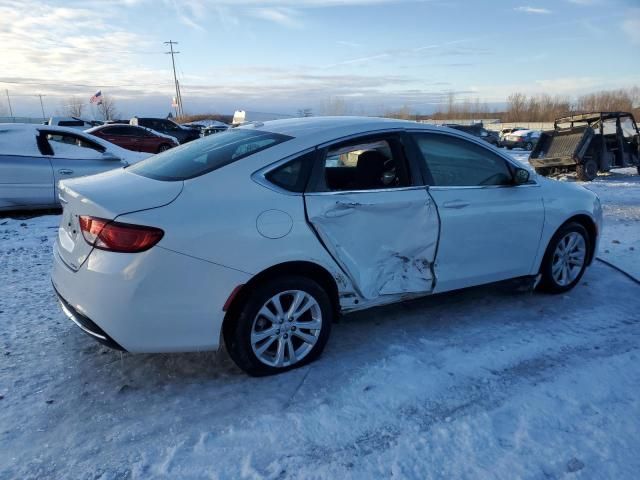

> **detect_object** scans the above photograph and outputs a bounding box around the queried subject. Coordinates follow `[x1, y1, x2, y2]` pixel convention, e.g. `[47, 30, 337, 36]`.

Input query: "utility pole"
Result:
[164, 40, 183, 118]
[37, 94, 46, 120]
[5, 89, 13, 117]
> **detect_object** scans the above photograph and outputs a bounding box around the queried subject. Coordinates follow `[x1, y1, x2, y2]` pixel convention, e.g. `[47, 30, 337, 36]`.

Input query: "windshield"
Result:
[128, 128, 292, 181]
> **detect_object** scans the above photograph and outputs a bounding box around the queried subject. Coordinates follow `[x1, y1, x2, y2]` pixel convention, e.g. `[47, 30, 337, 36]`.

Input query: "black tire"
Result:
[534, 167, 550, 176]
[525, 142, 533, 151]
[506, 146, 513, 150]
[637, 165, 640, 176]
[537, 222, 590, 294]
[576, 158, 598, 181]
[157, 144, 171, 153]
[224, 276, 333, 376]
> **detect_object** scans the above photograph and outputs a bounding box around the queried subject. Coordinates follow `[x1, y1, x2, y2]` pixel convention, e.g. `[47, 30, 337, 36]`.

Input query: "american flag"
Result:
[90, 90, 102, 105]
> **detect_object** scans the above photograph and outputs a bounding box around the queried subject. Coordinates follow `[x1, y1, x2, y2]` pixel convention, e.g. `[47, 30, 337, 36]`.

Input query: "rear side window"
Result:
[265, 151, 315, 193]
[129, 129, 292, 181]
[58, 120, 85, 127]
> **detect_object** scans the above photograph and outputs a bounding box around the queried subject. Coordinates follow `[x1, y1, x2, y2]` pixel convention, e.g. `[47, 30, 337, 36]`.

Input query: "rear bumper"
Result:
[54, 284, 125, 351]
[502, 140, 526, 148]
[51, 242, 251, 353]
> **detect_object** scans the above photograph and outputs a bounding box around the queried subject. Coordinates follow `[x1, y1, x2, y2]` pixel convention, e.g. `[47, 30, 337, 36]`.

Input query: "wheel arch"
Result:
[545, 214, 598, 266]
[222, 261, 341, 341]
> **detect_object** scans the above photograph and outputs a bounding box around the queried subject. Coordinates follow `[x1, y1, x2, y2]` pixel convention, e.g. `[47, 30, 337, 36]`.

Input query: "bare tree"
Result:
[61, 96, 85, 117]
[506, 92, 527, 122]
[320, 97, 351, 116]
[96, 94, 119, 121]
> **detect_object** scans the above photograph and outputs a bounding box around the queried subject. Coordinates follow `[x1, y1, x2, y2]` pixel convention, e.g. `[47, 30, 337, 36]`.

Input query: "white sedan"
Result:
[0, 123, 150, 211]
[51, 117, 602, 375]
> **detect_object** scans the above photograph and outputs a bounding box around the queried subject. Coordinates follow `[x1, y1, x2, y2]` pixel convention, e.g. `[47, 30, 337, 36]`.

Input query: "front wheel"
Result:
[537, 222, 590, 294]
[576, 158, 598, 181]
[535, 167, 550, 176]
[525, 142, 533, 151]
[224, 276, 333, 376]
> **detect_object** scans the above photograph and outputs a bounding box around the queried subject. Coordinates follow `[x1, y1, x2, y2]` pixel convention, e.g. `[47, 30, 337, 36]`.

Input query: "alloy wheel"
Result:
[250, 290, 322, 367]
[551, 232, 586, 286]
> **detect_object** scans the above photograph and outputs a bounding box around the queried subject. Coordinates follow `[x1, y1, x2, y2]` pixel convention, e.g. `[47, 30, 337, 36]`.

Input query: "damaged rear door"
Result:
[304, 132, 439, 300]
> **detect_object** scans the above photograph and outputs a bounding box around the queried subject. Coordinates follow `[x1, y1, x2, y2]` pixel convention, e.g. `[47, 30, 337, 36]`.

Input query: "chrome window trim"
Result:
[428, 183, 540, 191]
[305, 185, 428, 197]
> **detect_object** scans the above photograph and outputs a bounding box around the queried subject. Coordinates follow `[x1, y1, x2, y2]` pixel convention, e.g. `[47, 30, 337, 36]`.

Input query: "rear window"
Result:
[128, 129, 292, 181]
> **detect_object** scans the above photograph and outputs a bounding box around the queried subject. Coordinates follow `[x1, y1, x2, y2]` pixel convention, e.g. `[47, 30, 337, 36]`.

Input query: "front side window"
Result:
[129, 128, 292, 181]
[413, 133, 513, 187]
[317, 136, 411, 192]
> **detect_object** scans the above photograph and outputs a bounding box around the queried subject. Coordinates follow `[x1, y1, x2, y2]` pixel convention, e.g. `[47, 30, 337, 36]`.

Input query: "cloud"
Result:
[621, 9, 640, 45]
[515, 6, 552, 14]
[249, 7, 301, 27]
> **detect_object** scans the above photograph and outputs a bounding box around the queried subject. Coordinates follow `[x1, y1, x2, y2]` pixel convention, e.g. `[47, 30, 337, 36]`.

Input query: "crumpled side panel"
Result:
[306, 190, 439, 300]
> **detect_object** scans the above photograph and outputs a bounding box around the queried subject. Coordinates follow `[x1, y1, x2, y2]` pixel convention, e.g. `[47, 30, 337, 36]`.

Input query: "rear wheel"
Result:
[537, 222, 590, 294]
[576, 158, 598, 181]
[525, 142, 533, 151]
[534, 167, 550, 176]
[225, 276, 333, 376]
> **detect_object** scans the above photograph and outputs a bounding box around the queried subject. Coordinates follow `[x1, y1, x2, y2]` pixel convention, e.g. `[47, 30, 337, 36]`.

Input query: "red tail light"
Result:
[79, 216, 164, 253]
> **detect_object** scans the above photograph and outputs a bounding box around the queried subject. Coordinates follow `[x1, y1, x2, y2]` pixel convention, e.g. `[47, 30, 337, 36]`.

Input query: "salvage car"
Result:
[530, 112, 640, 181]
[130, 117, 200, 144]
[86, 124, 179, 153]
[501, 129, 541, 151]
[0, 124, 150, 211]
[444, 123, 501, 146]
[499, 127, 527, 142]
[52, 117, 602, 376]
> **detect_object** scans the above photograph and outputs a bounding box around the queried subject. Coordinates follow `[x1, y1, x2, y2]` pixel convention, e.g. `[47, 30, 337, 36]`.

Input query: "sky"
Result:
[1, 0, 639, 119]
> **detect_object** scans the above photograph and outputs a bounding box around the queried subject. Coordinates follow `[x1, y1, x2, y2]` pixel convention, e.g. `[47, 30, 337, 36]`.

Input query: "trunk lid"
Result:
[56, 168, 182, 271]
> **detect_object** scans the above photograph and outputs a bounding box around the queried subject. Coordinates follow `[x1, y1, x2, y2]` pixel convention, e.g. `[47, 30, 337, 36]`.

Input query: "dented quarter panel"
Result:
[305, 187, 439, 300]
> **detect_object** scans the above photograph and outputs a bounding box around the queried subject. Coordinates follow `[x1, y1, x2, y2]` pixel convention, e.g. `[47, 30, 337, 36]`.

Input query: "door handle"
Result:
[335, 200, 361, 208]
[58, 169, 74, 175]
[442, 200, 469, 209]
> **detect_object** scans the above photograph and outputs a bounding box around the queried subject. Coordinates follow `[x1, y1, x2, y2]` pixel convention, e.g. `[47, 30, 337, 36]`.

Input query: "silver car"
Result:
[0, 124, 150, 211]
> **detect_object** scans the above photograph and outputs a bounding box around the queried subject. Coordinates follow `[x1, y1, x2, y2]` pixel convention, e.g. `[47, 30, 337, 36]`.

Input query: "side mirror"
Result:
[514, 167, 530, 185]
[102, 151, 120, 161]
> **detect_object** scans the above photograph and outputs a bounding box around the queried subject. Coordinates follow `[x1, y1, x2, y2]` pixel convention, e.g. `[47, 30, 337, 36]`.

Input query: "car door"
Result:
[304, 132, 439, 300]
[96, 126, 128, 150]
[41, 131, 123, 199]
[0, 154, 55, 209]
[410, 131, 545, 292]
[129, 127, 158, 153]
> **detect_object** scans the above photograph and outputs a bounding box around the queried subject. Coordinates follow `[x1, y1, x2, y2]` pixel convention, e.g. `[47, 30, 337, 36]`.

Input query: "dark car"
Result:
[202, 125, 229, 136]
[501, 129, 541, 151]
[130, 117, 200, 144]
[530, 112, 640, 181]
[86, 124, 179, 154]
[444, 123, 500, 146]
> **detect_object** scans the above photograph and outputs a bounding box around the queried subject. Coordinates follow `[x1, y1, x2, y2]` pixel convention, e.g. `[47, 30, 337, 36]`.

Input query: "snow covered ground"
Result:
[1, 152, 639, 479]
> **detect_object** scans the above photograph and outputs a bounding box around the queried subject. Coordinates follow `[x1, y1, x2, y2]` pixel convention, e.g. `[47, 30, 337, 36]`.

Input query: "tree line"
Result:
[388, 86, 640, 122]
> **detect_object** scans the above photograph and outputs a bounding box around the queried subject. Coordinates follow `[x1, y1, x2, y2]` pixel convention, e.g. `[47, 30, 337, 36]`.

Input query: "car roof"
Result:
[238, 116, 439, 142]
